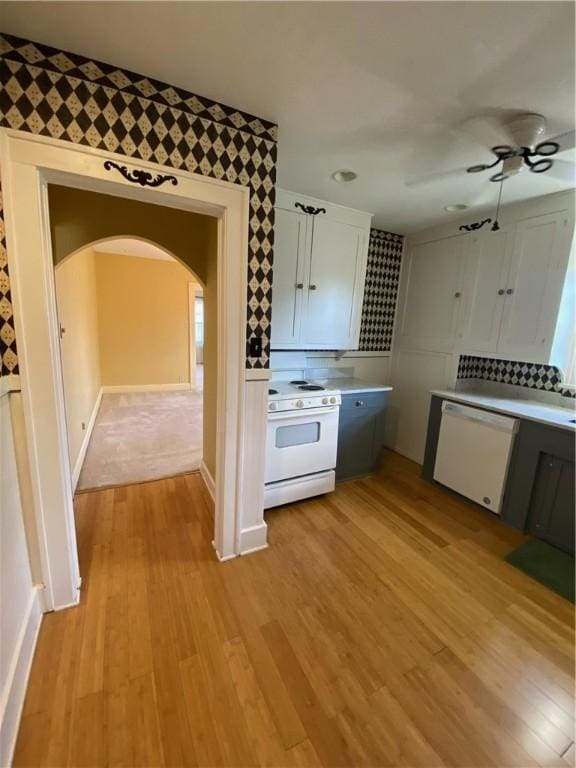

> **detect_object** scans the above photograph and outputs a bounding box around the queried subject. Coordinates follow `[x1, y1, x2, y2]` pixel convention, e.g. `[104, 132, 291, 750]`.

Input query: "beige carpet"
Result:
[77, 389, 203, 491]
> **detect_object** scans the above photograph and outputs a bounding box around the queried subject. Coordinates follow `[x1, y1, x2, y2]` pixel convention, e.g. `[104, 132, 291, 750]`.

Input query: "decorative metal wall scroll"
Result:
[104, 160, 178, 188]
[295, 202, 327, 216]
[459, 218, 492, 232]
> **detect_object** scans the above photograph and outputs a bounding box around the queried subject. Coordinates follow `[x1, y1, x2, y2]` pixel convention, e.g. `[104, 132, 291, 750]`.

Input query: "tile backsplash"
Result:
[457, 355, 575, 399]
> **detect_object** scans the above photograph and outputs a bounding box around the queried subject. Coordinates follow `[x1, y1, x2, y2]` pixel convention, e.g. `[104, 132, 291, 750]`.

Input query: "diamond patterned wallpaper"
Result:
[358, 228, 404, 352]
[0, 33, 277, 374]
[0, 179, 17, 373]
[457, 355, 576, 399]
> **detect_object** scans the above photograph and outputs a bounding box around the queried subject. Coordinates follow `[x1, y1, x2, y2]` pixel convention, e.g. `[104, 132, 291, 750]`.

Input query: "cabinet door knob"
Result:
[295, 283, 303, 289]
[309, 284, 317, 290]
[454, 292, 461, 298]
[506, 288, 514, 295]
[498, 289, 505, 295]
[356, 400, 364, 407]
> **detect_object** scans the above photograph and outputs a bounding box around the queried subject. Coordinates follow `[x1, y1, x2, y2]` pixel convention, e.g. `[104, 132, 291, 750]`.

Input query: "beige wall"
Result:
[49, 182, 219, 480]
[96, 252, 196, 387]
[48, 185, 217, 284]
[55, 248, 102, 473]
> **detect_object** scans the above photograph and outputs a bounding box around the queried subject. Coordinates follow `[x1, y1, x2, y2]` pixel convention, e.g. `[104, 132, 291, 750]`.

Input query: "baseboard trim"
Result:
[200, 460, 215, 501]
[0, 586, 42, 767]
[101, 383, 192, 394]
[239, 522, 268, 555]
[71, 388, 102, 491]
[212, 540, 237, 562]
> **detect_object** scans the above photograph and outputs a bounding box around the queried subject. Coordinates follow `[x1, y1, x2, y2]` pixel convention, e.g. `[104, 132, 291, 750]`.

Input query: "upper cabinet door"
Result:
[397, 236, 466, 352]
[498, 211, 572, 361]
[301, 217, 367, 349]
[269, 206, 309, 347]
[458, 229, 512, 352]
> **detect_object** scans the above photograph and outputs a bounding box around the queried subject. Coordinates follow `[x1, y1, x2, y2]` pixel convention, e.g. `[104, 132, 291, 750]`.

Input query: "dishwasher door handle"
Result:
[441, 400, 518, 434]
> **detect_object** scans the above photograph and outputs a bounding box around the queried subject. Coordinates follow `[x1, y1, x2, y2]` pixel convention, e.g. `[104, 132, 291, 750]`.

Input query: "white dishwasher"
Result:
[433, 401, 518, 514]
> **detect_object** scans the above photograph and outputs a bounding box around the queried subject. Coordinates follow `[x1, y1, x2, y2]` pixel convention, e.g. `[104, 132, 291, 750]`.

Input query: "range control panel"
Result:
[268, 394, 341, 412]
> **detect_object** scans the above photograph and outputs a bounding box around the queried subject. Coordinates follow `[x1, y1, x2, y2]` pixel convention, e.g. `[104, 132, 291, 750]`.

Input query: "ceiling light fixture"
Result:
[444, 204, 468, 212]
[331, 169, 357, 183]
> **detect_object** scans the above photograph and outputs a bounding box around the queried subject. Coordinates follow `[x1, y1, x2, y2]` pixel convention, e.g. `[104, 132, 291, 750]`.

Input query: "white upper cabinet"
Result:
[271, 190, 372, 350]
[497, 211, 572, 360]
[301, 217, 366, 348]
[458, 228, 512, 352]
[397, 236, 466, 352]
[270, 207, 309, 346]
[398, 197, 574, 365]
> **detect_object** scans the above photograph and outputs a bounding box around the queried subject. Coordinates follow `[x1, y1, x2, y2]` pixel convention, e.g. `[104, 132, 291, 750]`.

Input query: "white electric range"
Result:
[264, 378, 342, 509]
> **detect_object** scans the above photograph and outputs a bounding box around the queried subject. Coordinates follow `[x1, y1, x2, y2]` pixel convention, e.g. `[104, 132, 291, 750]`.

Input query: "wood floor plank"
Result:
[261, 619, 355, 767]
[282, 738, 323, 767]
[13, 449, 574, 768]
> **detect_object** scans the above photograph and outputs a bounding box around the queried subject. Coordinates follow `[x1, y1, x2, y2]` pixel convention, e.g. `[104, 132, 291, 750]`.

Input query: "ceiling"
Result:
[93, 238, 176, 262]
[1, 1, 574, 233]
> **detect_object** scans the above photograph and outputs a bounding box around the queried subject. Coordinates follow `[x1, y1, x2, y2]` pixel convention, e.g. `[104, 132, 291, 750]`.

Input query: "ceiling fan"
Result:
[406, 113, 576, 188]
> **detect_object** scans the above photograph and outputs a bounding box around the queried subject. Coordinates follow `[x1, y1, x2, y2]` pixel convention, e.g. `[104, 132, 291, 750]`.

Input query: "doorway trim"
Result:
[188, 282, 197, 389]
[1, 129, 257, 610]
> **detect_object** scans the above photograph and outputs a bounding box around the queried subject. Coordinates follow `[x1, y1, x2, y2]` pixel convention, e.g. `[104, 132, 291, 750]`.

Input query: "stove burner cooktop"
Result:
[298, 384, 325, 392]
[290, 380, 308, 385]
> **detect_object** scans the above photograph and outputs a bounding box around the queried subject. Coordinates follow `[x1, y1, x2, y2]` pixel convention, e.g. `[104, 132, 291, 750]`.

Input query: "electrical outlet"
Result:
[249, 336, 262, 358]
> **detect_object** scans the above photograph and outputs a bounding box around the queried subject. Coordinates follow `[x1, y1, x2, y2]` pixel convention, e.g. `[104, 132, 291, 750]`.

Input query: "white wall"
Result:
[386, 349, 454, 462]
[0, 390, 42, 766]
[303, 352, 392, 383]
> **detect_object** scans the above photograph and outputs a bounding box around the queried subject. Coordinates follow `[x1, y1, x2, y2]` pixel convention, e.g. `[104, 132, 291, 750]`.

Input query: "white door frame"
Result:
[0, 129, 255, 610]
[188, 282, 197, 388]
[188, 284, 204, 386]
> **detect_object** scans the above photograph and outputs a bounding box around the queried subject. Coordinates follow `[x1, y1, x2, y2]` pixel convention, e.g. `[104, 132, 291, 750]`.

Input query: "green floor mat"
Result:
[505, 539, 575, 603]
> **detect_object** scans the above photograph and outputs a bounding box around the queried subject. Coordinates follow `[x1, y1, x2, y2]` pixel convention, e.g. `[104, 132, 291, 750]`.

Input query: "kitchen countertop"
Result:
[431, 388, 576, 431]
[323, 378, 393, 395]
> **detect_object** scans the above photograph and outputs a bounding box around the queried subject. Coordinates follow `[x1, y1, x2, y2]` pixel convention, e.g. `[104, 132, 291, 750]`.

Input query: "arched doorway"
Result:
[54, 236, 207, 492]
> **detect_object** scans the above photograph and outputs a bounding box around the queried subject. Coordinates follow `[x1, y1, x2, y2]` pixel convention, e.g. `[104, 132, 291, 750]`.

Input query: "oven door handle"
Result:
[268, 406, 339, 421]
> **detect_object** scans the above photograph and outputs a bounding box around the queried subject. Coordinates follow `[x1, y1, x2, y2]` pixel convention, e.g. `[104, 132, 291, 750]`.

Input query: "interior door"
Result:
[458, 229, 512, 352]
[498, 211, 572, 361]
[301, 217, 365, 349]
[270, 207, 309, 347]
[397, 236, 466, 352]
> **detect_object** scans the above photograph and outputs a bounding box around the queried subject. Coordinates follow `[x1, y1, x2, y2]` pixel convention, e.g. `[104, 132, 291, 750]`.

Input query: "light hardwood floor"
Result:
[14, 451, 575, 767]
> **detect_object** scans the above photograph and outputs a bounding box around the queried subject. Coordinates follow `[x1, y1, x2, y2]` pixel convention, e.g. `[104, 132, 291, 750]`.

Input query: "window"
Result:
[551, 241, 576, 387]
[195, 296, 204, 348]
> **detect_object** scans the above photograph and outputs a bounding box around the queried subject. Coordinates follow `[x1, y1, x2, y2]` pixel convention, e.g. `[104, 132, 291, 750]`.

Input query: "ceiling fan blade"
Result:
[546, 130, 575, 153]
[459, 116, 516, 151]
[544, 159, 576, 184]
[405, 165, 471, 188]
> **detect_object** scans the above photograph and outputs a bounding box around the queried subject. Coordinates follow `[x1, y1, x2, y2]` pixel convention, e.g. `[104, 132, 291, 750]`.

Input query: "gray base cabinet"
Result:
[423, 395, 575, 554]
[505, 419, 575, 554]
[336, 392, 389, 482]
[528, 453, 575, 554]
